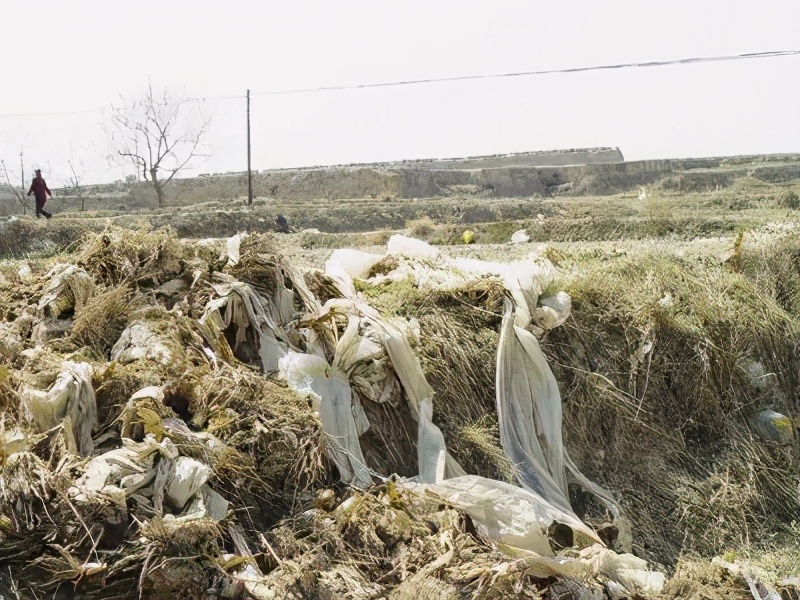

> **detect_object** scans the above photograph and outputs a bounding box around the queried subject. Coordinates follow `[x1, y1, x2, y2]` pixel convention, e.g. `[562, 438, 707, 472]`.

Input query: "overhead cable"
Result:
[1, 49, 797, 118]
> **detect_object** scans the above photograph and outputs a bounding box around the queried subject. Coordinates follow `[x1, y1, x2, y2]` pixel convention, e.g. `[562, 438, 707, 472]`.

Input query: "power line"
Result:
[0, 49, 797, 118]
[250, 49, 800, 96]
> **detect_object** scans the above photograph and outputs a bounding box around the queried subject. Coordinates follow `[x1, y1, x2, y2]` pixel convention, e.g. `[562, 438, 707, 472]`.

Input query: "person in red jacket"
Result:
[27, 169, 53, 219]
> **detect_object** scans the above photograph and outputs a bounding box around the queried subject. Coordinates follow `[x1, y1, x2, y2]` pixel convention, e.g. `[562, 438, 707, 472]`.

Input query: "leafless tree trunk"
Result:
[149, 167, 166, 207]
[68, 160, 85, 211]
[107, 82, 210, 208]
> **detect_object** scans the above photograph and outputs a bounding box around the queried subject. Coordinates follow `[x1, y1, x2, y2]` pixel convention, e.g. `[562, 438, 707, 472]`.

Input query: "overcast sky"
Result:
[1, 0, 799, 187]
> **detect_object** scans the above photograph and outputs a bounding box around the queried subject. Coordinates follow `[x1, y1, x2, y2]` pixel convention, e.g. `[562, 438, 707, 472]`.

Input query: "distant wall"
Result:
[49, 148, 623, 209]
[389, 147, 624, 169]
[45, 151, 800, 211]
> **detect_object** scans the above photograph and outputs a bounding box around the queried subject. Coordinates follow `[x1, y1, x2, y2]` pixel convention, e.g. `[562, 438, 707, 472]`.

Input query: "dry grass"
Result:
[0, 364, 19, 418]
[93, 360, 166, 432]
[226, 232, 283, 298]
[738, 229, 800, 316]
[259, 481, 554, 599]
[77, 226, 186, 287]
[747, 520, 800, 578]
[0, 230, 332, 597]
[170, 364, 331, 525]
[406, 216, 436, 238]
[0, 218, 95, 259]
[69, 284, 135, 355]
[541, 249, 800, 565]
[663, 557, 758, 599]
[356, 277, 514, 481]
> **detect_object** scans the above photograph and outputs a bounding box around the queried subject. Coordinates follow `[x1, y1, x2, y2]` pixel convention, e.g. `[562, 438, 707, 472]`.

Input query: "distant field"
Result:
[1, 159, 798, 258]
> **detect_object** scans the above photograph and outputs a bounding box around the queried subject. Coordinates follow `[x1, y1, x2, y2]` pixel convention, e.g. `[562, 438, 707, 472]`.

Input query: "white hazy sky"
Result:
[1, 0, 799, 187]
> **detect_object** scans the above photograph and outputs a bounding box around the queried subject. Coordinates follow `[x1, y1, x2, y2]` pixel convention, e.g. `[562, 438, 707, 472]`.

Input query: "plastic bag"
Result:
[22, 361, 97, 457]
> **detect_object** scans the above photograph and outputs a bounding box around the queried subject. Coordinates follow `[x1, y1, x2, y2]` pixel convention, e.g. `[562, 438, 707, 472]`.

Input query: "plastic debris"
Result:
[511, 229, 530, 244]
[280, 350, 373, 488]
[751, 409, 794, 444]
[405, 475, 601, 555]
[22, 361, 97, 457]
[111, 321, 174, 365]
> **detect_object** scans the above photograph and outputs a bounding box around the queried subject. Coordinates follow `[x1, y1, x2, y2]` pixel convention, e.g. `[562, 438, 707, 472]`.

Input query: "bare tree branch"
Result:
[107, 84, 211, 206]
[67, 159, 87, 211]
[1, 159, 28, 211]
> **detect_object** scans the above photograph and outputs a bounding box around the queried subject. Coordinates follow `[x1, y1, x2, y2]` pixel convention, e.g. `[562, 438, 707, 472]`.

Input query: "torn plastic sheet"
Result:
[304, 298, 464, 484]
[497, 298, 620, 518]
[535, 291, 572, 332]
[279, 351, 373, 488]
[473, 542, 665, 596]
[375, 235, 557, 329]
[166, 456, 212, 509]
[380, 322, 455, 483]
[387, 234, 440, 261]
[231, 262, 300, 330]
[179, 484, 229, 522]
[581, 545, 666, 596]
[267, 235, 620, 561]
[333, 314, 400, 407]
[496, 300, 571, 512]
[69, 434, 229, 521]
[225, 232, 247, 266]
[21, 361, 97, 457]
[329, 239, 551, 369]
[511, 229, 531, 244]
[72, 437, 161, 498]
[404, 475, 601, 557]
[200, 262, 310, 373]
[323, 245, 504, 484]
[292, 307, 410, 484]
[303, 235, 622, 543]
[321, 237, 619, 521]
[202, 277, 298, 373]
[325, 249, 384, 297]
[37, 264, 96, 318]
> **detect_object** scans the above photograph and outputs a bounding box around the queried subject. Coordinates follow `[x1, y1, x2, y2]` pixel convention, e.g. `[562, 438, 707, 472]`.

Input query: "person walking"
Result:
[27, 169, 53, 218]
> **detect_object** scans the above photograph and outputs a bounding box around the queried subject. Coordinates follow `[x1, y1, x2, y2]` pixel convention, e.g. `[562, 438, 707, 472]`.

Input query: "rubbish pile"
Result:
[0, 227, 797, 598]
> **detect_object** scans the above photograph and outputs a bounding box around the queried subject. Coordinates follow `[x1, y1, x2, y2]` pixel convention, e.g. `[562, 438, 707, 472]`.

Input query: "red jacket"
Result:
[27, 176, 52, 201]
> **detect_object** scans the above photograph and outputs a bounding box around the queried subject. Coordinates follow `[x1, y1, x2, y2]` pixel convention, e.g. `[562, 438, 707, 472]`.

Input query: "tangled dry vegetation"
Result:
[0, 229, 329, 598]
[353, 232, 800, 574]
[542, 243, 800, 566]
[0, 224, 799, 599]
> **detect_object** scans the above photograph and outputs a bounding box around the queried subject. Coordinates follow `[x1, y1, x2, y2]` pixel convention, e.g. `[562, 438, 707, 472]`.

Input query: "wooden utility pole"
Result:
[247, 89, 253, 205]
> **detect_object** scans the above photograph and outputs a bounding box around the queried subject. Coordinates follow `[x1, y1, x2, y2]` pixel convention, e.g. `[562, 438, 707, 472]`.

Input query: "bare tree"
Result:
[108, 83, 210, 207]
[1, 158, 28, 215]
[68, 160, 86, 212]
